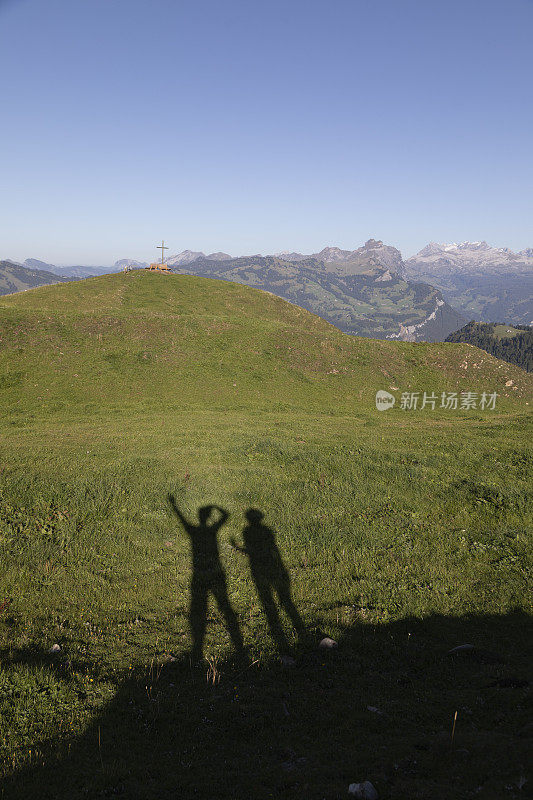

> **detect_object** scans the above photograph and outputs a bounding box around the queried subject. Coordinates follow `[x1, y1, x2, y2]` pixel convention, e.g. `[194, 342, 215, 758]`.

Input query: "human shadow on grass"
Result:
[231, 508, 306, 654]
[3, 609, 532, 799]
[167, 494, 244, 661]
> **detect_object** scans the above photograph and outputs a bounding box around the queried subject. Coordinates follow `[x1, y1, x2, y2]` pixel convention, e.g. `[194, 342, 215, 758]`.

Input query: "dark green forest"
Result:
[446, 321, 533, 372]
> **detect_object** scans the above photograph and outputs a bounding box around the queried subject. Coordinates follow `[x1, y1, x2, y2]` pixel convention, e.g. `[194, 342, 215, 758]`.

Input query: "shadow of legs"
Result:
[255, 580, 291, 653]
[277, 577, 306, 637]
[190, 577, 208, 661]
[212, 581, 245, 656]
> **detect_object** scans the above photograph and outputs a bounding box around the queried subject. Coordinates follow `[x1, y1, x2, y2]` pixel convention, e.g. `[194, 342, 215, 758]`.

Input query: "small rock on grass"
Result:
[49, 643, 61, 653]
[348, 780, 378, 799]
[318, 637, 338, 649]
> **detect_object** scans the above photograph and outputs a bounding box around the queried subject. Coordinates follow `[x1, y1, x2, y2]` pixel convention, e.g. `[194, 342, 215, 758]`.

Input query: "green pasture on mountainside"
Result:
[0, 272, 532, 799]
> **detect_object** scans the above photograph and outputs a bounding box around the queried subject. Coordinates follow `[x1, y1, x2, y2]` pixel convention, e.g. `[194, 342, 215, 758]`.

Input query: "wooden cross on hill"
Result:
[147, 240, 172, 272]
[157, 240, 168, 264]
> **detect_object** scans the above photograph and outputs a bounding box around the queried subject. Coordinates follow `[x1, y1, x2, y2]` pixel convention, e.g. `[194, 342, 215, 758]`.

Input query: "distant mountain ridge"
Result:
[273, 239, 406, 277]
[406, 241, 533, 277]
[0, 260, 71, 296]
[115, 239, 406, 276]
[405, 241, 533, 325]
[24, 258, 118, 279]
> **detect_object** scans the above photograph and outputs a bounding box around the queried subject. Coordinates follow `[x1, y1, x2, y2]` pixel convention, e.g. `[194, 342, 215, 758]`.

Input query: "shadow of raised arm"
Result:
[167, 493, 190, 530]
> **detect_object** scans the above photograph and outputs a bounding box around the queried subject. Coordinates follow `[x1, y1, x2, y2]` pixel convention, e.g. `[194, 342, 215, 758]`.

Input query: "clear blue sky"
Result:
[1, 0, 532, 265]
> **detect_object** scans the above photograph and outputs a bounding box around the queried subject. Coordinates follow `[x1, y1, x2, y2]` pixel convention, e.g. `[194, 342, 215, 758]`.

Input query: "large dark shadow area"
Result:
[2, 609, 532, 800]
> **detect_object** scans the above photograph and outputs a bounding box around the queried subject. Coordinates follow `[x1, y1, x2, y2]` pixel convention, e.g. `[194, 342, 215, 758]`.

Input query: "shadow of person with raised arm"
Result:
[231, 508, 305, 654]
[168, 494, 244, 661]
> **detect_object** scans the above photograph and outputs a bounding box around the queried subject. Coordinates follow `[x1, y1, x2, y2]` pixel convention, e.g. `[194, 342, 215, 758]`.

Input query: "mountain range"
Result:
[405, 241, 533, 277]
[115, 251, 233, 269]
[143, 240, 465, 342]
[405, 241, 533, 325]
[23, 258, 117, 279]
[4, 238, 531, 341]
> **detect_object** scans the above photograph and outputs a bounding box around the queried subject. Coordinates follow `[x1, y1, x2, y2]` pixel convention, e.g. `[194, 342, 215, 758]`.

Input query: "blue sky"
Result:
[1, 0, 532, 265]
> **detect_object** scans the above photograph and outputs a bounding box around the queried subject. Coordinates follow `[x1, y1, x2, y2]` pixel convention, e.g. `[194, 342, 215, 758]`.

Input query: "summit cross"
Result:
[157, 240, 169, 264]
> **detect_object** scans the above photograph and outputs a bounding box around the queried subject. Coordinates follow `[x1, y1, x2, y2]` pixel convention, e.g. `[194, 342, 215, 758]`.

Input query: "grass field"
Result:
[1, 273, 532, 799]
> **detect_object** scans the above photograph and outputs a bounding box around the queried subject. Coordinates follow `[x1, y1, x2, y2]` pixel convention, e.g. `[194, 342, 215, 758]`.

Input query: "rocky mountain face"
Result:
[405, 242, 533, 325]
[0, 261, 71, 295]
[274, 239, 405, 277]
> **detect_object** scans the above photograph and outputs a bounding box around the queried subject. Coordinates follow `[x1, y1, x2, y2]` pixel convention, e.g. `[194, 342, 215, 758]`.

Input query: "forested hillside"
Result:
[446, 321, 533, 372]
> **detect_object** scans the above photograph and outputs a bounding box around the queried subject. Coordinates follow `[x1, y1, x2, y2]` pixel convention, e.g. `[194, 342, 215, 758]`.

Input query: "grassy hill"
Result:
[1, 272, 532, 799]
[0, 271, 528, 420]
[164, 255, 466, 342]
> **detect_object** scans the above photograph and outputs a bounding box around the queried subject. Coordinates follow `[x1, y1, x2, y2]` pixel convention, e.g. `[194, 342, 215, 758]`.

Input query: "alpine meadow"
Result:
[0, 271, 531, 799]
[2, 0, 533, 797]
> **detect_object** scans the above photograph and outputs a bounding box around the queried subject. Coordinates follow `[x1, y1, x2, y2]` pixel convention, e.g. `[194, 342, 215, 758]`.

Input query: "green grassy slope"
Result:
[0, 272, 532, 799]
[0, 271, 529, 420]
[165, 255, 466, 341]
[492, 324, 523, 340]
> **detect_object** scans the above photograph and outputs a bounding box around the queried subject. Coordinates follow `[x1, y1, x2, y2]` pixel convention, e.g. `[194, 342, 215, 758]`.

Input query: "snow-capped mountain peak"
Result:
[406, 240, 533, 277]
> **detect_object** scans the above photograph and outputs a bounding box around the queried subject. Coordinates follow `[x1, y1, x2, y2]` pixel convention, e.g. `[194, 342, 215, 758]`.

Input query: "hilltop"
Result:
[0, 270, 529, 419]
[150, 254, 465, 342]
[15, 243, 467, 342]
[112, 240, 466, 341]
